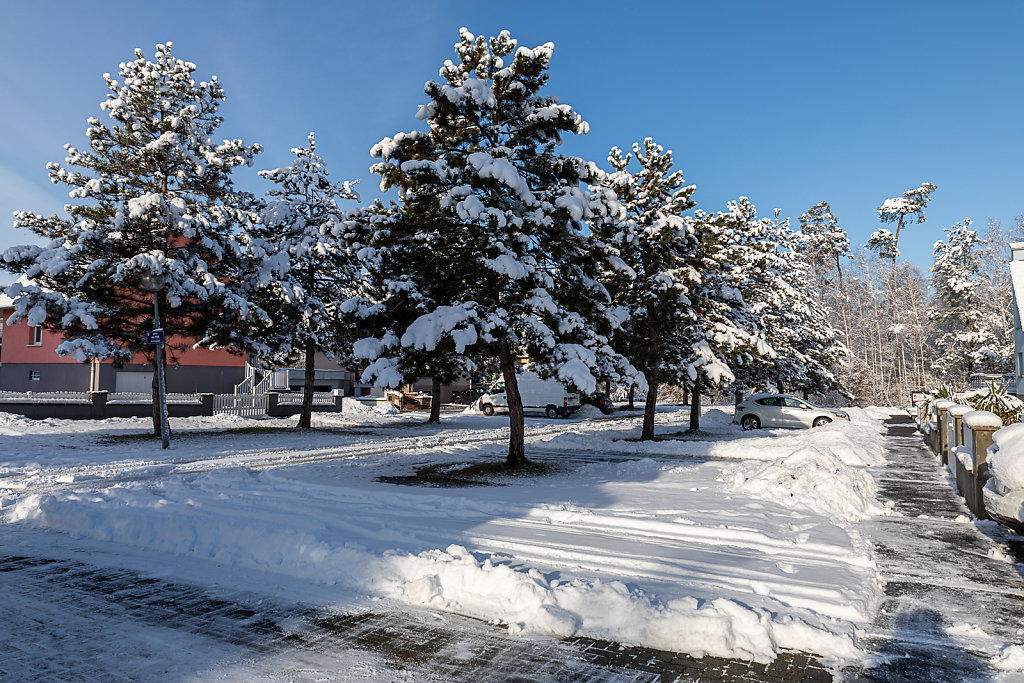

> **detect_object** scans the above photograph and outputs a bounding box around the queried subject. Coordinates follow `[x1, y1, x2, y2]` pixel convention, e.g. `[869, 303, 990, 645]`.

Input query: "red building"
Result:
[0, 296, 246, 394]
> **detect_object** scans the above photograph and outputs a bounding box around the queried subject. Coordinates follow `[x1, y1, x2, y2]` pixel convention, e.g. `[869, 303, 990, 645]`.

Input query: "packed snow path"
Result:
[848, 413, 1024, 681]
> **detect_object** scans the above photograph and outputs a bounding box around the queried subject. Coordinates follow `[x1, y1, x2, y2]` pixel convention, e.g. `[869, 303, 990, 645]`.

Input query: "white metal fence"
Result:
[108, 392, 201, 404]
[275, 392, 335, 406]
[214, 394, 268, 417]
[0, 391, 91, 404]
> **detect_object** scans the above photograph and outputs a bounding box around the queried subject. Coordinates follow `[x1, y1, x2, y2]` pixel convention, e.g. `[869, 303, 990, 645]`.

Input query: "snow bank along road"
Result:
[2, 402, 1010, 679]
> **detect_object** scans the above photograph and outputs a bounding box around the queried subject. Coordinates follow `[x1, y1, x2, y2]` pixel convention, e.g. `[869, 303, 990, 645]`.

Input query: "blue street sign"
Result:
[146, 329, 165, 345]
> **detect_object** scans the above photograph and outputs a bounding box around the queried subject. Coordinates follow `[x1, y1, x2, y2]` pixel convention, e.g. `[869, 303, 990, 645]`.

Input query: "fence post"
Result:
[964, 412, 1002, 520]
[199, 393, 214, 417]
[266, 391, 278, 417]
[935, 404, 951, 462]
[89, 390, 108, 420]
[332, 389, 344, 413]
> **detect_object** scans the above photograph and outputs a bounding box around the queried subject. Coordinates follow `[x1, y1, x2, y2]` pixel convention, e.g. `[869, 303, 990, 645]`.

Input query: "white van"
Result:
[477, 370, 580, 418]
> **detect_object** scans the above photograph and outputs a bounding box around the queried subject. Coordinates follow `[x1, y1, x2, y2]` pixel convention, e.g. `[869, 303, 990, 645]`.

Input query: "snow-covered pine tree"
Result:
[974, 217, 1024, 374]
[357, 28, 635, 466]
[728, 207, 845, 401]
[876, 182, 937, 263]
[591, 138, 697, 440]
[797, 201, 850, 286]
[865, 228, 899, 260]
[345, 198, 479, 424]
[930, 219, 999, 385]
[772, 217, 848, 398]
[2, 43, 265, 437]
[254, 132, 361, 428]
[681, 198, 771, 431]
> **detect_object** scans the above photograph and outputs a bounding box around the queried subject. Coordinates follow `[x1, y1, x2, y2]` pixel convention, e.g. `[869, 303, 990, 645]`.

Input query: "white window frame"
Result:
[28, 325, 42, 346]
[29, 370, 40, 381]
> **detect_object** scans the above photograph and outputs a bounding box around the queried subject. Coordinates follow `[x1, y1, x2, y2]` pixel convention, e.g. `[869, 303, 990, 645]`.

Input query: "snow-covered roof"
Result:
[1010, 260, 1024, 328]
[0, 290, 12, 308]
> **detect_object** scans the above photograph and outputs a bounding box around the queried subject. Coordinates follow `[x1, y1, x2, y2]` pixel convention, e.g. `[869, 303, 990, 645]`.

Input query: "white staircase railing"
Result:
[235, 366, 291, 395]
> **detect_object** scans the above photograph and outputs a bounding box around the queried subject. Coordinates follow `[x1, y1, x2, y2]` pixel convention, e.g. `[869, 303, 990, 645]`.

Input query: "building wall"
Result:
[114, 363, 246, 395]
[0, 362, 92, 392]
[1, 309, 246, 394]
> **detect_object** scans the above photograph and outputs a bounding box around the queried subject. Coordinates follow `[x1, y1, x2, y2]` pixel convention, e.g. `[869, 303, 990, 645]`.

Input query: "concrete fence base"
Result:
[265, 392, 344, 418]
[0, 391, 214, 420]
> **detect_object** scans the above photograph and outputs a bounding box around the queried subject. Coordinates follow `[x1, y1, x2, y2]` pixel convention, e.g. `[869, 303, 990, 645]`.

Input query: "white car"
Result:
[733, 393, 850, 430]
[477, 370, 580, 419]
[983, 423, 1024, 534]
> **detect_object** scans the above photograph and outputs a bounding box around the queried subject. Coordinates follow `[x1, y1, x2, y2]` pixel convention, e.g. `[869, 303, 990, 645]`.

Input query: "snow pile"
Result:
[725, 446, 882, 522]
[993, 643, 1024, 671]
[862, 407, 905, 420]
[342, 397, 399, 416]
[7, 479, 863, 664]
[989, 423, 1024, 490]
[535, 406, 886, 467]
[0, 412, 45, 436]
[384, 544, 859, 663]
[571, 404, 605, 420]
[963, 410, 1003, 430]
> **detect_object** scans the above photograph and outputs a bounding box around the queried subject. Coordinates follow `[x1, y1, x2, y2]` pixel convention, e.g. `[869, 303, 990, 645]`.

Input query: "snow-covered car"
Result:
[580, 391, 615, 414]
[733, 394, 850, 430]
[983, 423, 1024, 534]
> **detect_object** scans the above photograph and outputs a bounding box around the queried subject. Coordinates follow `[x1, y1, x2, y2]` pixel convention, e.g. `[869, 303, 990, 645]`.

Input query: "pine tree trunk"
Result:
[641, 368, 659, 441]
[500, 343, 526, 468]
[298, 341, 316, 429]
[627, 384, 635, 409]
[428, 375, 442, 423]
[688, 378, 702, 432]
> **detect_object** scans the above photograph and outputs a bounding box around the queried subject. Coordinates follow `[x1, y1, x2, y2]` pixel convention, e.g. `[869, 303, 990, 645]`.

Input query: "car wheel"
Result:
[545, 405, 558, 419]
[481, 403, 495, 416]
[741, 415, 760, 431]
[812, 417, 832, 427]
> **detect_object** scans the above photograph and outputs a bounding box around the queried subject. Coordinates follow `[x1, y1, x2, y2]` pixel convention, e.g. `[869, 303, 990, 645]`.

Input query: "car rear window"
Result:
[755, 397, 778, 406]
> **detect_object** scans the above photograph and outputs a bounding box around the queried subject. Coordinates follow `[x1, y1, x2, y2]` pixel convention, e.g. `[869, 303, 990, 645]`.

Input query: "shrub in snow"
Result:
[961, 384, 1022, 425]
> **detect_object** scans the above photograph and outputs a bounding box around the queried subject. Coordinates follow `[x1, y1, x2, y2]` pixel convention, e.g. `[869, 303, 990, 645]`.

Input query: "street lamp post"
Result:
[141, 274, 170, 449]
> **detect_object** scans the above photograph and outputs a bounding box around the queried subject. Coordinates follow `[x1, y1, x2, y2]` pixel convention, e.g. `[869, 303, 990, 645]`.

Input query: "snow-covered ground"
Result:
[1, 403, 891, 668]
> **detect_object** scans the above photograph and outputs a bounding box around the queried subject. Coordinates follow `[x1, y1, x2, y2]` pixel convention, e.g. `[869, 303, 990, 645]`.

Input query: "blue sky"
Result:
[2, 0, 1022, 274]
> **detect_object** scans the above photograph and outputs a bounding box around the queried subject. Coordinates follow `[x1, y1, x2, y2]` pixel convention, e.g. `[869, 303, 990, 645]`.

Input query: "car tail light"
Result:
[736, 406, 744, 411]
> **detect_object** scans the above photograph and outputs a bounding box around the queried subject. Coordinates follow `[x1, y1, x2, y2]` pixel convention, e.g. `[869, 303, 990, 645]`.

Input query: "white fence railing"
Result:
[275, 392, 336, 406]
[214, 394, 268, 417]
[108, 392, 201, 405]
[0, 391, 91, 404]
[235, 368, 290, 395]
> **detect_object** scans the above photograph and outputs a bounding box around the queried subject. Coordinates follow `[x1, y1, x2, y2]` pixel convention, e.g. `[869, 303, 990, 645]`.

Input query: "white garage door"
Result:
[116, 372, 153, 393]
